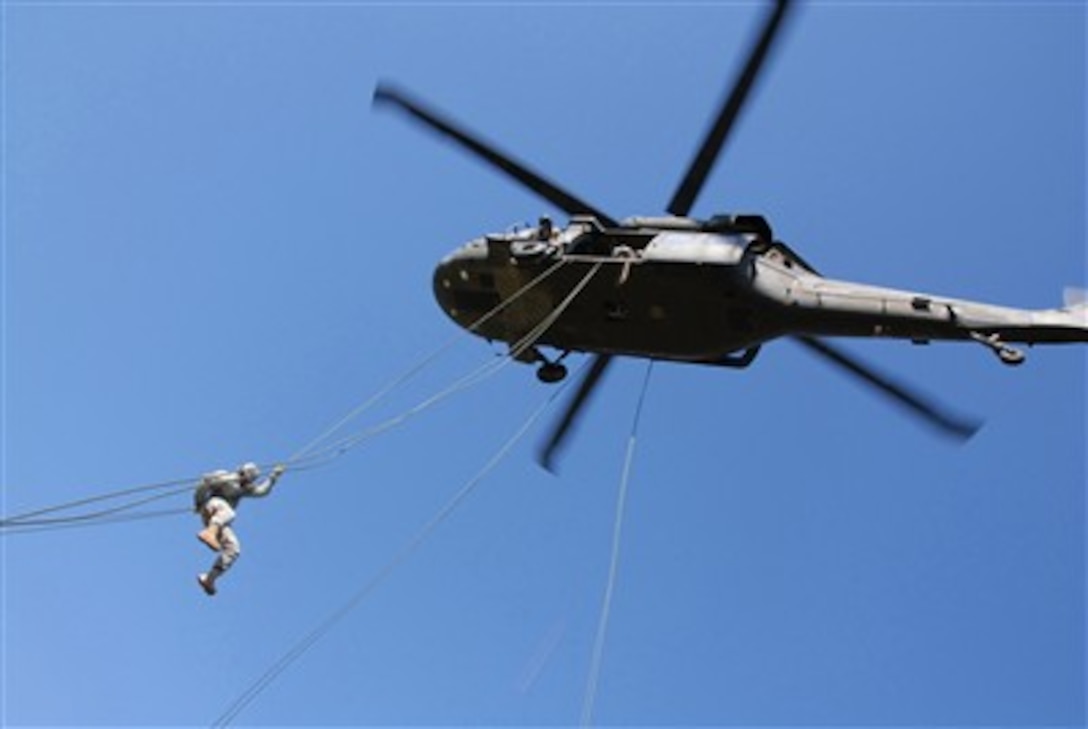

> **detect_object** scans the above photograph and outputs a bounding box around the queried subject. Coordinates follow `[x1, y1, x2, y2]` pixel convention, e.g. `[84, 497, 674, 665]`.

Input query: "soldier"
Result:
[537, 215, 554, 241]
[193, 462, 285, 596]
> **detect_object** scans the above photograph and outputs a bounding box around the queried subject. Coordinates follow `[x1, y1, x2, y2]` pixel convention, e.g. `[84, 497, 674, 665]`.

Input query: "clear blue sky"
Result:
[2, 1, 1084, 726]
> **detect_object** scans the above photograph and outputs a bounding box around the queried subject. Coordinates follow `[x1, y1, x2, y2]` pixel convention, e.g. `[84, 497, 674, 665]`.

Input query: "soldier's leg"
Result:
[215, 525, 241, 573]
[197, 498, 235, 552]
[198, 527, 240, 597]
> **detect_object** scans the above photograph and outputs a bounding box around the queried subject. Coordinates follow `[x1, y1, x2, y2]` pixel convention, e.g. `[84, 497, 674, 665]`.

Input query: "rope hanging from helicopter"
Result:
[284, 259, 605, 472]
[283, 256, 574, 466]
[214, 341, 654, 727]
[0, 258, 602, 534]
[581, 360, 654, 727]
[209, 363, 584, 728]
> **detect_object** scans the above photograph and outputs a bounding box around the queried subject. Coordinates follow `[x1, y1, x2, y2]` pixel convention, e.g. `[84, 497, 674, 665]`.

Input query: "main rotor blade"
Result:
[794, 336, 981, 441]
[667, 0, 794, 217]
[538, 354, 614, 472]
[374, 83, 618, 228]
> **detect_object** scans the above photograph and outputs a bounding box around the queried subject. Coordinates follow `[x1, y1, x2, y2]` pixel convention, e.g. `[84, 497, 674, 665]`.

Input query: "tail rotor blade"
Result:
[795, 336, 981, 441]
[538, 354, 614, 472]
[667, 0, 794, 217]
[374, 83, 617, 227]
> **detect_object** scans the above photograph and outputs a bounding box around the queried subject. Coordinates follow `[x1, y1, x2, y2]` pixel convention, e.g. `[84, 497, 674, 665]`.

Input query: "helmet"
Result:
[239, 462, 260, 481]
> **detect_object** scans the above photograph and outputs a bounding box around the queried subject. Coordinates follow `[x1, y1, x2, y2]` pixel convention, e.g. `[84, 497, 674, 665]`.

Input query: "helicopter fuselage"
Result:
[433, 216, 1088, 369]
[377, 0, 1083, 461]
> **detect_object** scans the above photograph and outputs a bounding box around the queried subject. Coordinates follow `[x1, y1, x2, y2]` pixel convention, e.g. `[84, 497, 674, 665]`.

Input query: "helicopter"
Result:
[373, 0, 1087, 471]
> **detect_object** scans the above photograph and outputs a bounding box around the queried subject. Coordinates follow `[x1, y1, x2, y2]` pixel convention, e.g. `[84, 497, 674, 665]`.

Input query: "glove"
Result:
[272, 464, 287, 479]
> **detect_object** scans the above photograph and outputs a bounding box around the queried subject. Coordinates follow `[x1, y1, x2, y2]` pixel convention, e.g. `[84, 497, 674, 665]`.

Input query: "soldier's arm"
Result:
[248, 465, 286, 498]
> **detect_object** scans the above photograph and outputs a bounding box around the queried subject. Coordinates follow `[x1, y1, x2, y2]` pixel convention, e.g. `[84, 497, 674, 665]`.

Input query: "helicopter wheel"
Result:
[536, 362, 568, 384]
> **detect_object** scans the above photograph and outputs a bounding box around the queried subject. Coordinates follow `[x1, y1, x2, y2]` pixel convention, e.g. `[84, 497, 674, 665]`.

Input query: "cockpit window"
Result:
[568, 229, 655, 255]
[568, 231, 611, 255]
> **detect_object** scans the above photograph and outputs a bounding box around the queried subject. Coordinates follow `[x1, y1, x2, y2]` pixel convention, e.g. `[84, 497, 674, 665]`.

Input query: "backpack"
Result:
[193, 470, 232, 511]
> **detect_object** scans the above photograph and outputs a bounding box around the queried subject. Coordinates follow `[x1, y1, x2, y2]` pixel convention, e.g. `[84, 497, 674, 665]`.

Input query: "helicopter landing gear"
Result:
[537, 362, 568, 383]
[970, 331, 1026, 366]
[529, 348, 570, 383]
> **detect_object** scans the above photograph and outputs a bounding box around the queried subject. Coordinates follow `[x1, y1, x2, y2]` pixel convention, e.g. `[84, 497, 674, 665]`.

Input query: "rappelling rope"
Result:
[0, 479, 195, 533]
[277, 260, 604, 473]
[285, 257, 572, 465]
[0, 476, 191, 525]
[0, 486, 192, 530]
[210, 262, 605, 724]
[0, 257, 601, 533]
[581, 360, 655, 727]
[1, 504, 193, 535]
[210, 368, 580, 728]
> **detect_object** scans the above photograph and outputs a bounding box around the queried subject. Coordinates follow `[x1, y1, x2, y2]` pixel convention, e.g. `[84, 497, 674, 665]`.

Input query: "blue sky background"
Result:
[2, 1, 1085, 726]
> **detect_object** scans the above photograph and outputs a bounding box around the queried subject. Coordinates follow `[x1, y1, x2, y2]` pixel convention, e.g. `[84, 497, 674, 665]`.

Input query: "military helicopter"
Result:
[373, 0, 1087, 470]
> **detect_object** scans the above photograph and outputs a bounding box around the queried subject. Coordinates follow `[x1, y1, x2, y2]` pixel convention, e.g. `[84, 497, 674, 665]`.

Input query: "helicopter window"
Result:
[567, 230, 654, 256]
[568, 231, 610, 255]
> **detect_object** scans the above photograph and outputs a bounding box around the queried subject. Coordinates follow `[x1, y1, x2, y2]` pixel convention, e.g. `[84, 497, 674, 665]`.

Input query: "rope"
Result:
[0, 476, 192, 523]
[0, 257, 589, 534]
[277, 260, 604, 473]
[1, 485, 193, 530]
[0, 479, 196, 533]
[581, 360, 655, 727]
[1, 505, 192, 535]
[286, 258, 572, 465]
[210, 372, 578, 728]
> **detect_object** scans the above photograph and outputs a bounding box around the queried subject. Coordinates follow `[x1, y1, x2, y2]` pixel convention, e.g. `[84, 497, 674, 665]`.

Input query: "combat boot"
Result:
[197, 572, 218, 596]
[197, 525, 221, 552]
